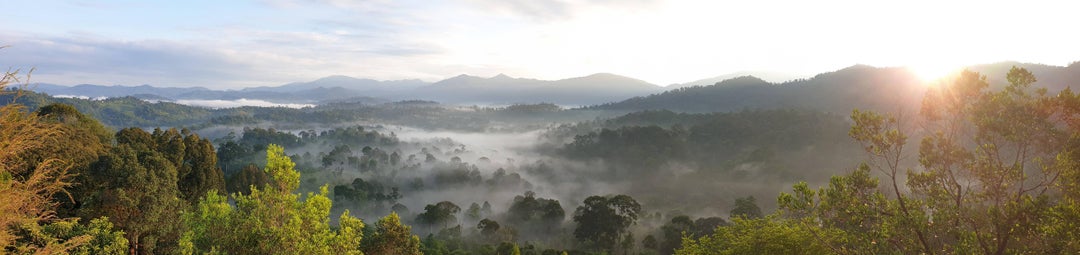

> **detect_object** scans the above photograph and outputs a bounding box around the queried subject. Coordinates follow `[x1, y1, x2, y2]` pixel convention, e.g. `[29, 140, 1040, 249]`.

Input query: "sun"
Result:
[907, 63, 959, 83]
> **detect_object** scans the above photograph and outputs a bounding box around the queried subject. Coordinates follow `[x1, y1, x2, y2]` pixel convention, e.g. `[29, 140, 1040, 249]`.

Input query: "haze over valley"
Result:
[3, 1, 1080, 255]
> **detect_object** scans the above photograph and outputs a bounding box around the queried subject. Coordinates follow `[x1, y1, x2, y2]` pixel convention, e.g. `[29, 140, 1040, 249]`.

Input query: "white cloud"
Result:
[2, 0, 1079, 88]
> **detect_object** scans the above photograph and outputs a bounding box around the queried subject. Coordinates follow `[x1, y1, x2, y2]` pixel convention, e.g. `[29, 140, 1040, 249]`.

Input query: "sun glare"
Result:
[907, 64, 958, 83]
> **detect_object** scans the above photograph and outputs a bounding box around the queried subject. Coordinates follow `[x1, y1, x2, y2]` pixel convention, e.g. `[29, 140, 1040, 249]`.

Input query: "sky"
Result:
[1, 0, 1078, 89]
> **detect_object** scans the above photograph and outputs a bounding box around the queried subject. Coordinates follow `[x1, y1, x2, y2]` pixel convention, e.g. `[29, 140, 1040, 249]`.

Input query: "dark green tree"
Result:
[417, 201, 461, 230]
[573, 194, 642, 252]
[729, 196, 762, 219]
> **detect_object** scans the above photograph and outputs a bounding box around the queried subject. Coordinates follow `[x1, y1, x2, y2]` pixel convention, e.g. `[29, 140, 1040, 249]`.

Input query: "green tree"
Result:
[180, 144, 365, 254]
[177, 129, 226, 203]
[506, 191, 565, 234]
[675, 216, 831, 255]
[729, 196, 762, 219]
[81, 128, 186, 254]
[572, 194, 642, 252]
[40, 217, 130, 255]
[0, 68, 127, 254]
[466, 202, 482, 222]
[660, 216, 693, 254]
[495, 242, 521, 255]
[361, 212, 422, 255]
[477, 218, 500, 241]
[227, 163, 271, 195]
[417, 201, 461, 230]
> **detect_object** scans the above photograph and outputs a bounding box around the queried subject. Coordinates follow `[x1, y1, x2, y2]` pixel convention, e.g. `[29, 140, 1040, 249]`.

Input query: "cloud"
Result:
[463, 0, 661, 21]
[0, 33, 259, 87]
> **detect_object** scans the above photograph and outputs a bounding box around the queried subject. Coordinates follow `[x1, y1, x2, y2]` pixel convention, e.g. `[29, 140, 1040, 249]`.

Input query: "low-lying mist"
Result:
[200, 109, 860, 242]
[175, 98, 316, 109]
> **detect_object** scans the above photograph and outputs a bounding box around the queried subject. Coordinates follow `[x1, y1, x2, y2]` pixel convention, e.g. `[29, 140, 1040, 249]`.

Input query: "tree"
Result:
[729, 196, 762, 219]
[81, 128, 186, 254]
[495, 242, 521, 255]
[362, 212, 422, 255]
[477, 218, 500, 240]
[416, 201, 461, 230]
[675, 216, 831, 255]
[0, 68, 127, 253]
[573, 194, 642, 252]
[176, 129, 226, 203]
[466, 202, 483, 222]
[643, 234, 658, 251]
[660, 216, 694, 254]
[34, 103, 112, 217]
[227, 163, 271, 195]
[506, 191, 565, 233]
[180, 144, 365, 254]
[679, 67, 1080, 255]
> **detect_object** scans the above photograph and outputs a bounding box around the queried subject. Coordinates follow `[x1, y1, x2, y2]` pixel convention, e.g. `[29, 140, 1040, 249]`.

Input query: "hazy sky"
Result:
[2, 0, 1078, 88]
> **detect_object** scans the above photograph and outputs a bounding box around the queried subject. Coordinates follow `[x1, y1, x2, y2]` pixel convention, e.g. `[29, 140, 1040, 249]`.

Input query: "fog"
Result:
[174, 98, 315, 109]
[194, 105, 865, 251]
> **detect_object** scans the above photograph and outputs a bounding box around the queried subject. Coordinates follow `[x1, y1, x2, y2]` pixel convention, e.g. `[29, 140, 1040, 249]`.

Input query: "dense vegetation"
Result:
[677, 67, 1080, 254]
[4, 65, 1080, 255]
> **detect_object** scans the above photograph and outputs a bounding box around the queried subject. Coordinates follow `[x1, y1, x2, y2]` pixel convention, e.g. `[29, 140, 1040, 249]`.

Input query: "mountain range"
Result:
[29, 73, 664, 106]
[27, 61, 1080, 109]
[593, 61, 1080, 113]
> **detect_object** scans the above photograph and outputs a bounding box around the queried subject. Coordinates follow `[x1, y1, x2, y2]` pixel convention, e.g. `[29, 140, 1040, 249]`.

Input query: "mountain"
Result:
[416, 73, 663, 105]
[592, 65, 926, 113]
[594, 62, 1080, 114]
[964, 61, 1080, 92]
[27, 61, 1080, 109]
[241, 75, 427, 95]
[668, 71, 806, 89]
[28, 75, 425, 105]
[31, 83, 212, 98]
[29, 73, 661, 106]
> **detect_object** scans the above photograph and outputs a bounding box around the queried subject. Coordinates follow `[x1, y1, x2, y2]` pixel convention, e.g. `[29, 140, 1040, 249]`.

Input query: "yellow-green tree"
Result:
[0, 67, 127, 254]
[180, 144, 364, 255]
[361, 212, 421, 255]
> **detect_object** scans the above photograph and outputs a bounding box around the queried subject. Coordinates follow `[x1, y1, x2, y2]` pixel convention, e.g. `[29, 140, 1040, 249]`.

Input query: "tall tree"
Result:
[729, 196, 762, 219]
[0, 70, 126, 253]
[180, 144, 365, 254]
[573, 194, 642, 252]
[416, 201, 461, 231]
[81, 127, 186, 254]
[361, 212, 422, 255]
[177, 129, 226, 203]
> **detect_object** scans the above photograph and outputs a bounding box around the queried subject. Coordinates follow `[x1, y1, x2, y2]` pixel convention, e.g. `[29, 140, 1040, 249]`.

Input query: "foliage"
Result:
[417, 201, 462, 231]
[573, 194, 642, 252]
[675, 216, 832, 255]
[506, 191, 565, 234]
[361, 212, 422, 255]
[679, 67, 1080, 254]
[728, 196, 762, 219]
[0, 69, 127, 254]
[180, 144, 365, 254]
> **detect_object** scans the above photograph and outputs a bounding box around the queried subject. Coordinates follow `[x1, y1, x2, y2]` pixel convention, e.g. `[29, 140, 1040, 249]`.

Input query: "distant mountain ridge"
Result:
[27, 61, 1080, 109]
[667, 71, 806, 89]
[415, 73, 663, 105]
[592, 62, 1080, 113]
[30, 72, 664, 106]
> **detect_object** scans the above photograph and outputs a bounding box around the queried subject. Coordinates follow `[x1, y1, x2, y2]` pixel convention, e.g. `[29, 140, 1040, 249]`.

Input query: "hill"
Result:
[593, 62, 1080, 113]
[593, 65, 924, 113]
[414, 73, 663, 105]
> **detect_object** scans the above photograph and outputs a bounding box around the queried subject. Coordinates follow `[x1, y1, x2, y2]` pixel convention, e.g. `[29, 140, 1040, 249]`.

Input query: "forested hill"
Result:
[590, 65, 925, 113]
[592, 62, 1080, 113]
